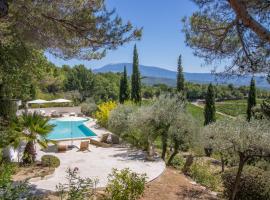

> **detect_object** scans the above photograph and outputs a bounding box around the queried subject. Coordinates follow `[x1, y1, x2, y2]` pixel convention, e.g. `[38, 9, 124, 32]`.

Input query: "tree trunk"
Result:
[147, 138, 155, 161]
[221, 153, 225, 173]
[230, 155, 246, 200]
[0, 0, 8, 18]
[161, 132, 168, 160]
[167, 140, 180, 166]
[23, 141, 36, 164]
[229, 0, 270, 44]
[182, 154, 194, 175]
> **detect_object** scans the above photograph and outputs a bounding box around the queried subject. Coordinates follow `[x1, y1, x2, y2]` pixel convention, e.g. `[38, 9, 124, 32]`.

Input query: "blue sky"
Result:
[46, 0, 213, 73]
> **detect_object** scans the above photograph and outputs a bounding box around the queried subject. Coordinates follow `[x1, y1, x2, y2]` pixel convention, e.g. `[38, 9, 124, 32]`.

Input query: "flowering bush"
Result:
[95, 101, 117, 127]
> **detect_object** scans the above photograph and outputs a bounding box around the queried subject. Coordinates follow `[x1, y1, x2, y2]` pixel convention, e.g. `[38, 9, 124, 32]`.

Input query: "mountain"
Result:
[93, 63, 270, 89]
[93, 63, 176, 79]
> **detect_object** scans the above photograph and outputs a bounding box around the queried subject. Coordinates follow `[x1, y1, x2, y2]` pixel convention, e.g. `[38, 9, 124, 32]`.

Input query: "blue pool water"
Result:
[47, 118, 96, 140]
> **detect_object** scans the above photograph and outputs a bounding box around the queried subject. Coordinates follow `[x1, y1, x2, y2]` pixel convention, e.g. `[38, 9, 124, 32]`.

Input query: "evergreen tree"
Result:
[176, 55, 185, 92]
[247, 78, 256, 121]
[131, 45, 141, 103]
[119, 66, 130, 104]
[204, 83, 216, 125]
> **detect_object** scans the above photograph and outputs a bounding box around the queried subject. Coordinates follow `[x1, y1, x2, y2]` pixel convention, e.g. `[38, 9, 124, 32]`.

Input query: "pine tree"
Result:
[131, 45, 141, 103]
[247, 78, 256, 121]
[119, 66, 130, 104]
[204, 83, 216, 125]
[176, 55, 185, 92]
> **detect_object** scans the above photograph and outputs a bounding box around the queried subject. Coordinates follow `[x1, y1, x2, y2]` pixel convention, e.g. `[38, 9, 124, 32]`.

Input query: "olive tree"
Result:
[127, 106, 158, 160]
[167, 112, 197, 165]
[108, 103, 137, 137]
[151, 94, 186, 160]
[204, 118, 270, 200]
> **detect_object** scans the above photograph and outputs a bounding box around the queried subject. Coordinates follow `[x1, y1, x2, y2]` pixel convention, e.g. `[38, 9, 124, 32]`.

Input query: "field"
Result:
[215, 99, 263, 117]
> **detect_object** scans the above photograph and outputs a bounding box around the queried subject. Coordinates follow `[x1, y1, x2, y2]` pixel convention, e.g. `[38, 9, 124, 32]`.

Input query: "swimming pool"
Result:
[47, 117, 96, 140]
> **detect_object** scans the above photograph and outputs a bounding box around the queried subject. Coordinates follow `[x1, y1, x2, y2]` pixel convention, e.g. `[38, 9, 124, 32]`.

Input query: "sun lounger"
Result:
[57, 144, 68, 152]
[79, 141, 90, 152]
[69, 112, 76, 116]
[90, 139, 112, 148]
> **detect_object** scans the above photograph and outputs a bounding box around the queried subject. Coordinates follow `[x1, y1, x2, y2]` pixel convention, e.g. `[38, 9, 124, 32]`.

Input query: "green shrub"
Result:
[57, 168, 98, 200]
[41, 155, 60, 168]
[0, 162, 34, 199]
[189, 161, 221, 191]
[169, 154, 185, 170]
[0, 162, 15, 187]
[105, 168, 147, 200]
[81, 102, 97, 116]
[222, 166, 270, 200]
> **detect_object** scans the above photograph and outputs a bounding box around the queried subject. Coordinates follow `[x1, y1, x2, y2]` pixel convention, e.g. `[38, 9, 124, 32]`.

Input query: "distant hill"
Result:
[93, 63, 270, 89]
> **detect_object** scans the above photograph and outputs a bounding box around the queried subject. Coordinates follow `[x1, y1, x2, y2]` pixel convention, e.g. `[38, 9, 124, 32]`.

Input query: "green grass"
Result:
[187, 103, 225, 126]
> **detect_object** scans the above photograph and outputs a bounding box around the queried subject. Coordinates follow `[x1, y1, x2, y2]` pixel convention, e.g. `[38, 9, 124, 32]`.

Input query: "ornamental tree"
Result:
[94, 101, 117, 128]
[176, 55, 185, 93]
[167, 112, 197, 165]
[204, 118, 270, 200]
[119, 66, 130, 104]
[150, 94, 186, 160]
[204, 83, 216, 125]
[131, 45, 141, 104]
[247, 78, 256, 121]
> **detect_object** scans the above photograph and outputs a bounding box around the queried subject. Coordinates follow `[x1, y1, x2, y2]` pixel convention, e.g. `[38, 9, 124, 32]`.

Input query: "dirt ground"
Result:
[12, 164, 54, 181]
[140, 167, 219, 200]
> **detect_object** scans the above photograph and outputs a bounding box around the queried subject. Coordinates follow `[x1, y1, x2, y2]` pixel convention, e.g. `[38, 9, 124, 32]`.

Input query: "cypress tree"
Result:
[176, 55, 185, 92]
[204, 83, 216, 125]
[119, 66, 129, 104]
[247, 78, 256, 121]
[131, 44, 141, 103]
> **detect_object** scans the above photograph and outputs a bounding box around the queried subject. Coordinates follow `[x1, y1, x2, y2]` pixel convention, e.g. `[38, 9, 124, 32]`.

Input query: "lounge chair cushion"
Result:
[57, 144, 67, 152]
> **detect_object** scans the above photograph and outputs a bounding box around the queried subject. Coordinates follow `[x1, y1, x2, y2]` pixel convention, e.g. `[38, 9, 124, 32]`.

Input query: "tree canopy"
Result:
[1, 0, 142, 60]
[119, 66, 130, 103]
[131, 45, 141, 103]
[204, 83, 216, 125]
[183, 0, 270, 75]
[176, 55, 185, 92]
[247, 78, 256, 121]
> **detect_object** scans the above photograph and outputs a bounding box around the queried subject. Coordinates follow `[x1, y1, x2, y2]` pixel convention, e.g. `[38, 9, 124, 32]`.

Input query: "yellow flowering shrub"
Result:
[95, 101, 117, 127]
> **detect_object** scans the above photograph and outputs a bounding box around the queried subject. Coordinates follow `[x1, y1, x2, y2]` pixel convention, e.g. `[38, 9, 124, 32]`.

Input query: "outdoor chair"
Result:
[79, 141, 90, 152]
[69, 112, 76, 116]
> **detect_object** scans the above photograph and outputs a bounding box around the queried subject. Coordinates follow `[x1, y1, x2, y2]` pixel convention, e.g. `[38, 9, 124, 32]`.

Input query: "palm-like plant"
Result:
[19, 112, 54, 164]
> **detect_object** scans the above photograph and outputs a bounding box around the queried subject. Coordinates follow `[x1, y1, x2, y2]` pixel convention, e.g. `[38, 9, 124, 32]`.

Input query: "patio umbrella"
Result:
[49, 98, 72, 103]
[27, 99, 49, 109]
[27, 99, 49, 104]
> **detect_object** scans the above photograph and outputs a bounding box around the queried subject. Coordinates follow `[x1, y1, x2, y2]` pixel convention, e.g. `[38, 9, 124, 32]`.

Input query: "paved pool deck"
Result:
[31, 119, 165, 192]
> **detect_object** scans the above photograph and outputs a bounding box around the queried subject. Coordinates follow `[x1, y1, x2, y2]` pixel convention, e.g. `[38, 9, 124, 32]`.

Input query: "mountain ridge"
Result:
[93, 63, 270, 89]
